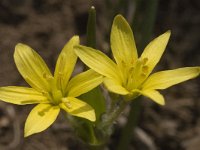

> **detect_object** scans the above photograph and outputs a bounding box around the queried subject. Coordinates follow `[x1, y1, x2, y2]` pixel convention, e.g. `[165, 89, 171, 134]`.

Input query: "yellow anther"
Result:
[121, 60, 126, 67]
[43, 72, 53, 80]
[142, 58, 148, 65]
[56, 71, 63, 90]
[65, 102, 72, 109]
[41, 90, 48, 96]
[41, 90, 54, 104]
[131, 59, 135, 65]
[129, 67, 134, 74]
[62, 98, 73, 109]
[142, 66, 148, 74]
[58, 71, 63, 76]
[140, 73, 146, 78]
[38, 106, 51, 116]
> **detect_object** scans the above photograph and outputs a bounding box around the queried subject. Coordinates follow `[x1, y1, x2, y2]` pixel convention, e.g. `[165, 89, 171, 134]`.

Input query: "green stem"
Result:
[117, 98, 141, 150]
[108, 93, 119, 114]
[100, 99, 127, 132]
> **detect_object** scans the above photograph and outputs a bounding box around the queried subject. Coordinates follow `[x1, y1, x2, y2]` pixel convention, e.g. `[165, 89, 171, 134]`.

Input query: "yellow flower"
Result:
[74, 15, 200, 105]
[0, 36, 103, 137]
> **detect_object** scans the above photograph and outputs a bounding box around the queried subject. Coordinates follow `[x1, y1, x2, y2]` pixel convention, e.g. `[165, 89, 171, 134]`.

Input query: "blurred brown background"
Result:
[0, 0, 199, 150]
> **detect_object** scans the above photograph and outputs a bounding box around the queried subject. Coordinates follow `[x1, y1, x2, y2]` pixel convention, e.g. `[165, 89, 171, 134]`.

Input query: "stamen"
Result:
[62, 98, 72, 109]
[38, 106, 51, 116]
[58, 71, 63, 76]
[41, 90, 48, 95]
[142, 66, 148, 74]
[41, 90, 54, 103]
[140, 73, 146, 78]
[43, 72, 58, 92]
[129, 67, 134, 74]
[121, 60, 126, 67]
[43, 72, 53, 80]
[65, 102, 72, 109]
[59, 54, 65, 69]
[57, 71, 63, 91]
[131, 59, 135, 65]
[142, 57, 148, 65]
[127, 58, 148, 90]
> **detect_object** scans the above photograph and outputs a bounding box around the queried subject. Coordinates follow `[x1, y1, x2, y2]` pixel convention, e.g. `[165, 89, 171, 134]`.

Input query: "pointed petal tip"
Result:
[198, 66, 200, 73]
[71, 35, 80, 43]
[115, 14, 123, 18]
[90, 115, 96, 122]
[24, 127, 33, 137]
[154, 95, 165, 106]
[166, 30, 171, 34]
[16, 42, 30, 48]
[88, 110, 96, 122]
[114, 14, 126, 22]
[14, 43, 31, 57]
[24, 132, 30, 138]
[159, 100, 165, 106]
[161, 30, 171, 37]
[16, 43, 23, 47]
[15, 43, 26, 51]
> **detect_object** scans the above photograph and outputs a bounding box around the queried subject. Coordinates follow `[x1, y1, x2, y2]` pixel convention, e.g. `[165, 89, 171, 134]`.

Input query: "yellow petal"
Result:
[66, 69, 103, 97]
[104, 78, 130, 95]
[74, 45, 121, 81]
[111, 15, 138, 66]
[143, 67, 200, 90]
[141, 90, 165, 105]
[60, 97, 96, 122]
[141, 31, 171, 76]
[54, 36, 79, 92]
[0, 86, 48, 105]
[14, 43, 52, 92]
[24, 104, 60, 137]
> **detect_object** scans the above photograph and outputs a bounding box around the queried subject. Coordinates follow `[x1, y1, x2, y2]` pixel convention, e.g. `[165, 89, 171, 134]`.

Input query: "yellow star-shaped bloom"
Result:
[75, 15, 200, 105]
[0, 36, 103, 137]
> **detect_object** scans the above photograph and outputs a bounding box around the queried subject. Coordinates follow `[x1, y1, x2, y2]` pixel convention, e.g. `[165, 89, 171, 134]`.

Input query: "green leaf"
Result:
[79, 87, 106, 123]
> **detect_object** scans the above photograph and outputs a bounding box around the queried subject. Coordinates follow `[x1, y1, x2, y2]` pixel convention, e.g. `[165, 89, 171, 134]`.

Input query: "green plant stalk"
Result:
[117, 0, 158, 149]
[100, 99, 127, 131]
[80, 5, 106, 148]
[86, 6, 96, 48]
[117, 98, 141, 150]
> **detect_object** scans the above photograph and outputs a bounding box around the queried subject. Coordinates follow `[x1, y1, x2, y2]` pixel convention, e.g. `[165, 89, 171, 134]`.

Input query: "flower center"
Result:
[42, 72, 63, 105]
[126, 57, 149, 90]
